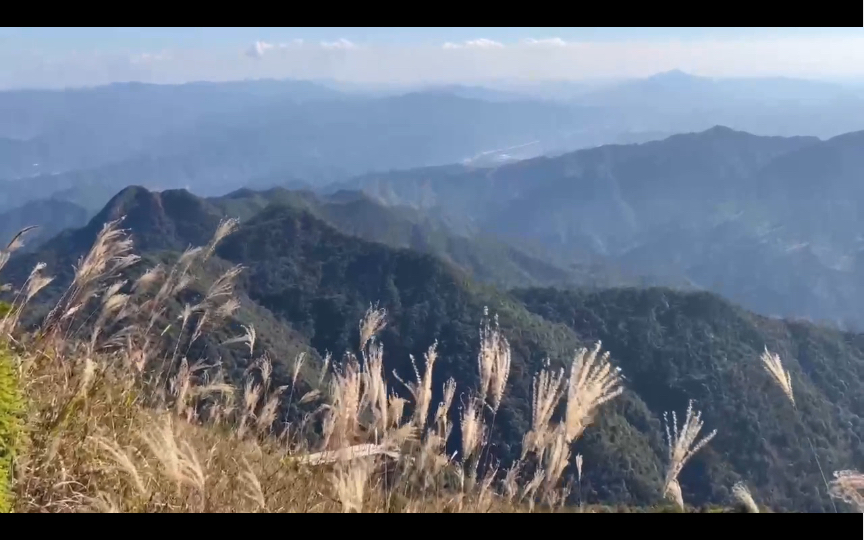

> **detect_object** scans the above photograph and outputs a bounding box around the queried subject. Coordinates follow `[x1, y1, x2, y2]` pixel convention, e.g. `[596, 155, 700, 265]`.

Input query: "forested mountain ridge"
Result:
[337, 126, 864, 329]
[2, 184, 863, 511]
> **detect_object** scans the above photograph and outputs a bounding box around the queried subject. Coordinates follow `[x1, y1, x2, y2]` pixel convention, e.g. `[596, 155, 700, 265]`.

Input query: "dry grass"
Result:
[828, 471, 864, 512]
[731, 481, 759, 513]
[0, 218, 850, 513]
[760, 348, 839, 513]
[662, 400, 717, 510]
[760, 348, 794, 407]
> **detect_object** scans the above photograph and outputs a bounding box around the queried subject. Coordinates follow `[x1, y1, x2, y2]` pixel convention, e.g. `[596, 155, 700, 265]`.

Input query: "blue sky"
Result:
[4, 27, 863, 51]
[1, 27, 864, 89]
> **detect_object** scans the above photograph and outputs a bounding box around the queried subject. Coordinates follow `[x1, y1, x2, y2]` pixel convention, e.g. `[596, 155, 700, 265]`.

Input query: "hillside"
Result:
[1, 186, 588, 466]
[338, 126, 817, 237]
[337, 126, 864, 329]
[514, 286, 864, 512]
[0, 85, 601, 212]
[210, 187, 642, 289]
[5, 72, 864, 212]
[0, 80, 345, 179]
[0, 184, 636, 292]
[0, 238, 739, 513]
[3, 184, 864, 511]
[0, 198, 90, 252]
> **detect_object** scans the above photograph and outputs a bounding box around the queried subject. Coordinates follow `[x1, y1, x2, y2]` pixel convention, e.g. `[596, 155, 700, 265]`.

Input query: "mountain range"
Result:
[8, 120, 864, 329]
[0, 83, 600, 210]
[3, 183, 864, 512]
[4, 71, 864, 214]
[4, 71, 864, 512]
[336, 125, 864, 330]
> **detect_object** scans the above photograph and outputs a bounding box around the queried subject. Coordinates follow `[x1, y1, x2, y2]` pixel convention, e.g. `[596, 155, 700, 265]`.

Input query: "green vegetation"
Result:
[0, 341, 22, 513]
[513, 287, 864, 511]
[3, 186, 864, 512]
[209, 186, 627, 290]
[0, 200, 91, 253]
[1, 218, 759, 513]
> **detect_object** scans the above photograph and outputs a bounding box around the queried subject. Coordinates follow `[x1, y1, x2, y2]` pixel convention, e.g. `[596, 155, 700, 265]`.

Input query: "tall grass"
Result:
[759, 348, 839, 513]
[662, 400, 716, 510]
[0, 217, 847, 513]
[0, 229, 30, 513]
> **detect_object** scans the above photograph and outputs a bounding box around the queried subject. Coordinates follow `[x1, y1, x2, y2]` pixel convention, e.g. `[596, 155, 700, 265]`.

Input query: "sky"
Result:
[2, 27, 864, 89]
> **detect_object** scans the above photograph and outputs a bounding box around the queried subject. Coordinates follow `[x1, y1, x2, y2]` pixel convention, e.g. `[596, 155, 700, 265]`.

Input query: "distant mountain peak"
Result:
[81, 185, 221, 253]
[649, 69, 694, 79]
[662, 125, 761, 143]
[700, 125, 745, 137]
[100, 185, 157, 218]
[705, 124, 736, 132]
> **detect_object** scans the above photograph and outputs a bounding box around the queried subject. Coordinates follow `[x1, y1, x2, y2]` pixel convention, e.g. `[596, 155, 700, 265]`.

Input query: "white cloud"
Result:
[444, 38, 505, 49]
[246, 41, 274, 58]
[321, 38, 356, 50]
[246, 39, 308, 58]
[522, 37, 568, 47]
[465, 38, 504, 49]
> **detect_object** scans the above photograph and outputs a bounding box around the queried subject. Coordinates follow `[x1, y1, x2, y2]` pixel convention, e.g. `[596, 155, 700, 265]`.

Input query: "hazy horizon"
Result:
[3, 27, 864, 90]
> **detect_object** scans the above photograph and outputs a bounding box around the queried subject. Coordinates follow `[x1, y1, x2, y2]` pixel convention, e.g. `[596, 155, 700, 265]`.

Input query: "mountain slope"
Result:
[0, 79, 345, 180]
[211, 187, 639, 289]
[514, 286, 864, 512]
[4, 72, 864, 209]
[3, 184, 864, 511]
[0, 198, 90, 252]
[0, 185, 590, 467]
[0, 88, 601, 212]
[482, 126, 818, 250]
[338, 126, 864, 328]
[616, 129, 864, 327]
[338, 126, 817, 232]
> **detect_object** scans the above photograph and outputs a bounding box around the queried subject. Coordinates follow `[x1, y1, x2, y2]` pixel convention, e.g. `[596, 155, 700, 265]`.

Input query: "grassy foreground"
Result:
[0, 220, 860, 513]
